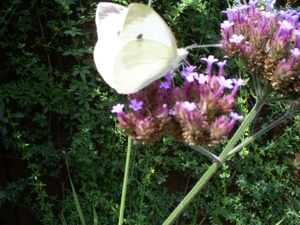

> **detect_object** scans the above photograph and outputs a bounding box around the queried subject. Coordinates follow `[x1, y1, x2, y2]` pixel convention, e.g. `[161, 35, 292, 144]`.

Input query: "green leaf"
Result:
[0, 117, 8, 123]
[0, 190, 5, 199]
[10, 112, 24, 118]
[93, 204, 98, 225]
[0, 100, 5, 117]
[275, 218, 285, 225]
[0, 125, 7, 136]
[66, 160, 86, 225]
[62, 51, 72, 56]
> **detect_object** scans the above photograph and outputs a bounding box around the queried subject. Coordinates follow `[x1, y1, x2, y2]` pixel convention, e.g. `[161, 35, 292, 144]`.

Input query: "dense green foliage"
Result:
[0, 0, 300, 224]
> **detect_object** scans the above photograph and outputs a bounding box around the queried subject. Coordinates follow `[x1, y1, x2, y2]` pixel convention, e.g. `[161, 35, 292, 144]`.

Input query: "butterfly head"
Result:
[172, 48, 188, 69]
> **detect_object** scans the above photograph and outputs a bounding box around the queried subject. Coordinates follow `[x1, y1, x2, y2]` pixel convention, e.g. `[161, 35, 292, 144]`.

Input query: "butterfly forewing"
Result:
[96, 3, 126, 29]
[94, 3, 127, 89]
[120, 3, 178, 54]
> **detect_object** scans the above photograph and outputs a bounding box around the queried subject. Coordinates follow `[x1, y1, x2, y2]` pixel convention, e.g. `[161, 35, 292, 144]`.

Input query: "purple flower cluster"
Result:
[112, 56, 243, 147]
[220, 0, 300, 94]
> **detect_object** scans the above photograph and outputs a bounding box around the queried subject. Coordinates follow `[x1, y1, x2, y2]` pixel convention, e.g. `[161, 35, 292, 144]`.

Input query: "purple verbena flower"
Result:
[261, 11, 274, 30]
[225, 112, 244, 130]
[111, 104, 127, 122]
[221, 20, 234, 40]
[217, 60, 227, 77]
[129, 99, 143, 111]
[222, 8, 237, 22]
[278, 20, 293, 41]
[201, 55, 218, 78]
[220, 1, 300, 95]
[290, 48, 300, 67]
[160, 81, 171, 90]
[195, 73, 209, 94]
[164, 72, 173, 82]
[265, 1, 274, 12]
[235, 4, 249, 23]
[214, 76, 233, 98]
[195, 73, 209, 84]
[249, 0, 258, 16]
[230, 78, 245, 97]
[229, 34, 245, 52]
[293, 30, 300, 48]
[181, 67, 197, 83]
[182, 101, 197, 111]
[111, 103, 124, 114]
[218, 76, 233, 89]
[112, 54, 242, 147]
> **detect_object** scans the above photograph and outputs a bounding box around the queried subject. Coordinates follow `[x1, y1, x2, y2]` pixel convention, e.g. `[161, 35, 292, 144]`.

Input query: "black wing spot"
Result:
[137, 34, 143, 39]
[117, 30, 121, 36]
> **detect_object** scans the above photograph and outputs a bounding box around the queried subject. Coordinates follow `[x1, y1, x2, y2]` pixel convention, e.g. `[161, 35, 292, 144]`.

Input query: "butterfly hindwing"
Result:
[114, 39, 175, 94]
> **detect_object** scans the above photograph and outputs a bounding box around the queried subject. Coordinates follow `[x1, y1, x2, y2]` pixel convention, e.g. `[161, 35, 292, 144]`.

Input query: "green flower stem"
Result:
[218, 100, 264, 161]
[219, 84, 273, 161]
[227, 108, 300, 158]
[162, 162, 220, 225]
[190, 144, 221, 162]
[118, 137, 132, 225]
[163, 87, 272, 225]
[265, 95, 298, 103]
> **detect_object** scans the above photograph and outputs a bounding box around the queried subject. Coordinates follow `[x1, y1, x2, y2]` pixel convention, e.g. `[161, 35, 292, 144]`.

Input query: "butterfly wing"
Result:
[113, 3, 184, 94]
[120, 3, 178, 53]
[93, 3, 127, 89]
[114, 39, 176, 94]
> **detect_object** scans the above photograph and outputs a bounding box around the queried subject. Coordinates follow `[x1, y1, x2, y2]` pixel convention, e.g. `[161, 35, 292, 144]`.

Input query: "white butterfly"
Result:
[93, 3, 188, 94]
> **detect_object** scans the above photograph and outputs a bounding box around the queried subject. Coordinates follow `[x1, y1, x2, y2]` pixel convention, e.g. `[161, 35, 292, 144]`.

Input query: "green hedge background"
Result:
[0, 0, 300, 224]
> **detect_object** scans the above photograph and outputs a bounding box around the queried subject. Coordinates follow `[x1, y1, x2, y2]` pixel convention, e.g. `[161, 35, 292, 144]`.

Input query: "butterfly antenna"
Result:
[185, 43, 222, 50]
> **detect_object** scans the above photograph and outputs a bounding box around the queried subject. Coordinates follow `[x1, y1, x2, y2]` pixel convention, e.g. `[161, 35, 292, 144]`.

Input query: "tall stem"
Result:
[162, 87, 271, 225]
[118, 138, 132, 225]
